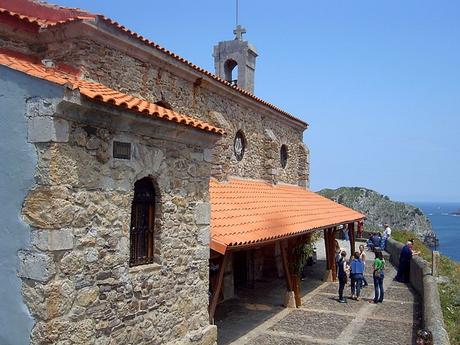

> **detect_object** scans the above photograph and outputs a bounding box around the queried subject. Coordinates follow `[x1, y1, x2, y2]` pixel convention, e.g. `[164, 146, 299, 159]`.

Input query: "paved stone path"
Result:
[223, 243, 422, 345]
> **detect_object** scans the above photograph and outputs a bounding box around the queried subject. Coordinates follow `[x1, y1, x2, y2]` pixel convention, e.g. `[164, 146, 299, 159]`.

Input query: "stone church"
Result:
[0, 1, 364, 344]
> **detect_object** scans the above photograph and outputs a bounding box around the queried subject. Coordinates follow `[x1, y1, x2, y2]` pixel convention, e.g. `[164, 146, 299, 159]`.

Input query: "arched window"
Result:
[130, 177, 156, 266]
[234, 130, 246, 161]
[280, 144, 288, 168]
[224, 59, 238, 86]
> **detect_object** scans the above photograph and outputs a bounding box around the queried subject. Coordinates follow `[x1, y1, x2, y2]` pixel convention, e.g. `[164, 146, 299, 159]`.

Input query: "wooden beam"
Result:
[348, 222, 356, 256]
[280, 240, 293, 291]
[209, 252, 229, 323]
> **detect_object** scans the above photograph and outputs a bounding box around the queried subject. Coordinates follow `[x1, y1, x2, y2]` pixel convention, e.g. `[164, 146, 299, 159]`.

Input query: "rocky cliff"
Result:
[318, 187, 437, 245]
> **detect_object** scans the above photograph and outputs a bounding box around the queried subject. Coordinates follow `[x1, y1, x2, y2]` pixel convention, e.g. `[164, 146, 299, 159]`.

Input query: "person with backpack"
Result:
[370, 250, 385, 303]
[350, 251, 365, 300]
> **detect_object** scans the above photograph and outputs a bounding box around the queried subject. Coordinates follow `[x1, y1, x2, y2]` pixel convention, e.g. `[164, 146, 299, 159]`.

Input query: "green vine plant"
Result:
[289, 242, 315, 276]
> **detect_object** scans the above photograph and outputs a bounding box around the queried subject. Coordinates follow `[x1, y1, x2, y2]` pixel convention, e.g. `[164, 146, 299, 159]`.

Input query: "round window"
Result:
[280, 144, 288, 168]
[234, 130, 246, 161]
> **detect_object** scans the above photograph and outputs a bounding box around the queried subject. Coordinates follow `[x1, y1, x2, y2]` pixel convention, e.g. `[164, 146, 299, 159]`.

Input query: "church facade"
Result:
[0, 1, 363, 345]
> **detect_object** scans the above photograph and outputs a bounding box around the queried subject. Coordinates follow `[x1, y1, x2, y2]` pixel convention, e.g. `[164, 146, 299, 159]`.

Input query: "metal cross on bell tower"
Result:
[233, 25, 246, 41]
[213, 0, 258, 93]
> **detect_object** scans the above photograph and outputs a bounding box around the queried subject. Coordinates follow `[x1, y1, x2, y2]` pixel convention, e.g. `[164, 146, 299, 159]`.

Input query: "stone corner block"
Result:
[195, 202, 210, 225]
[32, 229, 74, 251]
[298, 179, 308, 188]
[284, 291, 296, 308]
[17, 250, 56, 282]
[28, 116, 69, 143]
[188, 325, 217, 345]
[197, 226, 210, 246]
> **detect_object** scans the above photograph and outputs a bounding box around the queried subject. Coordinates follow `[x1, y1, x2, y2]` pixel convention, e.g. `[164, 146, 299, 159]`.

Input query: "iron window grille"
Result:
[130, 178, 155, 266]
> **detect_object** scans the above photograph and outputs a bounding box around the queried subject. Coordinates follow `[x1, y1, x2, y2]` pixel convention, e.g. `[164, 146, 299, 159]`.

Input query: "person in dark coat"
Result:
[337, 250, 349, 303]
[395, 240, 419, 282]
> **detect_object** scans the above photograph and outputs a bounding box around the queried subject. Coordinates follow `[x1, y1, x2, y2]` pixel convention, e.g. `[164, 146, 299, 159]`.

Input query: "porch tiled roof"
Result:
[210, 178, 365, 254]
[0, 50, 224, 135]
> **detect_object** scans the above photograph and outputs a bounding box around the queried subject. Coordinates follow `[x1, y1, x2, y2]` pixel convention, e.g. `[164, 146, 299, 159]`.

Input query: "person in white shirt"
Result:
[382, 223, 392, 249]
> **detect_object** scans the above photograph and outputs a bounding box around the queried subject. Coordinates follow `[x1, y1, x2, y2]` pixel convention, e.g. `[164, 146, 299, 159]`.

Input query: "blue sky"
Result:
[57, 0, 460, 202]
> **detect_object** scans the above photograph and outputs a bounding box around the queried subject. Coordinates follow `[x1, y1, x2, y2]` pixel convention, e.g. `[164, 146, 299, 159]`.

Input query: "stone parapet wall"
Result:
[18, 98, 217, 345]
[386, 239, 450, 345]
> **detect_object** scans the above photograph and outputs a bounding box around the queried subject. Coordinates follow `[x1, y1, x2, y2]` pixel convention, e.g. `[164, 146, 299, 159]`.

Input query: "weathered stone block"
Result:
[195, 202, 210, 225]
[197, 226, 210, 246]
[43, 279, 76, 319]
[192, 325, 217, 345]
[23, 186, 75, 229]
[75, 286, 98, 307]
[18, 250, 56, 282]
[191, 152, 204, 161]
[203, 149, 213, 163]
[32, 229, 74, 251]
[28, 116, 69, 143]
[26, 97, 58, 117]
[60, 251, 85, 275]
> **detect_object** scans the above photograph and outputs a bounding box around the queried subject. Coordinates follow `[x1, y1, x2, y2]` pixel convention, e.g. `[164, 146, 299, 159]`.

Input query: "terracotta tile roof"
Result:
[0, 0, 308, 128]
[0, 50, 224, 135]
[210, 178, 365, 254]
[0, 0, 95, 26]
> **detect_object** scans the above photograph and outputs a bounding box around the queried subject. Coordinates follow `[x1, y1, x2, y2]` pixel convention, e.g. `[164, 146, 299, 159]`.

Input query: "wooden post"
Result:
[348, 222, 355, 256]
[324, 229, 330, 269]
[323, 228, 335, 282]
[209, 252, 229, 323]
[280, 240, 293, 291]
[330, 228, 337, 281]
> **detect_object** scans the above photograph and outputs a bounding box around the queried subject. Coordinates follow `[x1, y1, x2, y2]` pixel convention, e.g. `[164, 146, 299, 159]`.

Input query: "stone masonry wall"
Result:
[19, 100, 217, 345]
[44, 37, 310, 186]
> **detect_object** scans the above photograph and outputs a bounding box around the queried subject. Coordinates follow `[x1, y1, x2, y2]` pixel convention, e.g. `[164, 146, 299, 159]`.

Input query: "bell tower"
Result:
[213, 24, 258, 94]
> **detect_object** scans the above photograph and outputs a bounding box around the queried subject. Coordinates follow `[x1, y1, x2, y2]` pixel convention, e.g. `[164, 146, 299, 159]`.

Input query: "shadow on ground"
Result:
[214, 260, 327, 345]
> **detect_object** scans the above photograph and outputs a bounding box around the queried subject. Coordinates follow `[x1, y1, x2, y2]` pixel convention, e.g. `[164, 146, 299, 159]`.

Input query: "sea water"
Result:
[410, 202, 460, 263]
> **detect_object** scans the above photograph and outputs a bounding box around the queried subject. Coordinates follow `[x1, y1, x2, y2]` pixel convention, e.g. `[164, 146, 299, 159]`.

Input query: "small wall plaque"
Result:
[113, 141, 131, 160]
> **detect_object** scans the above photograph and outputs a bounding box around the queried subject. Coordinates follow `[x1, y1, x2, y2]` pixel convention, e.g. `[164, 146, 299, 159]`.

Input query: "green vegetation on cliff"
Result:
[318, 187, 436, 244]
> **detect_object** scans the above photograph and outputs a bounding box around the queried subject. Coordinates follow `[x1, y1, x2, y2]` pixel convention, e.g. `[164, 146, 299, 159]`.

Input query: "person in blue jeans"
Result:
[350, 251, 365, 300]
[370, 250, 385, 303]
[337, 250, 349, 303]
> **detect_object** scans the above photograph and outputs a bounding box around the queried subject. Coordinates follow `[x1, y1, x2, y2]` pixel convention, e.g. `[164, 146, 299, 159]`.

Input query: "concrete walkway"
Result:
[216, 240, 422, 345]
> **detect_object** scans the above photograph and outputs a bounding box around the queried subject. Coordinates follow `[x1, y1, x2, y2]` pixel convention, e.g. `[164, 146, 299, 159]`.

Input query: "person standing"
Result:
[382, 223, 392, 250]
[342, 224, 349, 241]
[350, 251, 365, 300]
[335, 239, 342, 278]
[395, 240, 419, 283]
[369, 250, 385, 303]
[359, 244, 368, 287]
[337, 250, 349, 303]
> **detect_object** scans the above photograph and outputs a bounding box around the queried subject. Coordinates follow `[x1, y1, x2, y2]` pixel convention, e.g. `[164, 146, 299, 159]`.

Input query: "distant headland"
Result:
[318, 186, 437, 246]
[450, 209, 460, 216]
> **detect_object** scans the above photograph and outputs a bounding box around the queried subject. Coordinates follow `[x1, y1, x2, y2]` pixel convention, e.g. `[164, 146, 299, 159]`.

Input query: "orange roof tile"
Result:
[0, 0, 308, 128]
[0, 50, 224, 135]
[0, 0, 95, 26]
[210, 178, 365, 254]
